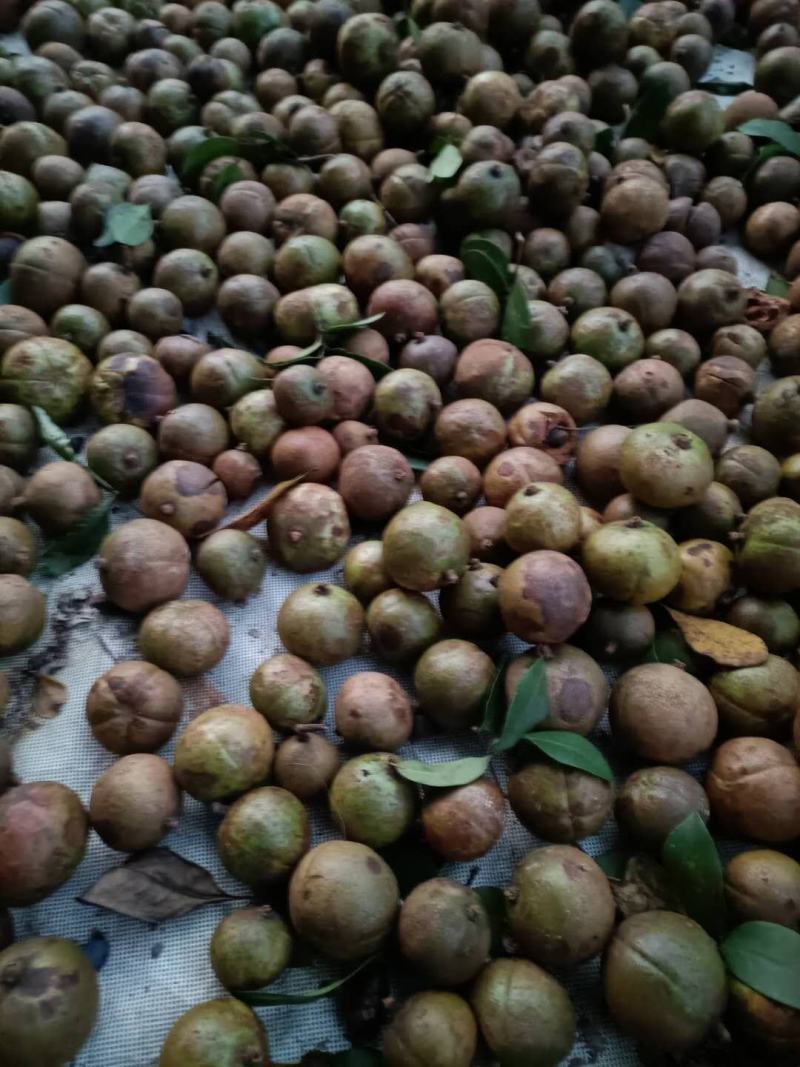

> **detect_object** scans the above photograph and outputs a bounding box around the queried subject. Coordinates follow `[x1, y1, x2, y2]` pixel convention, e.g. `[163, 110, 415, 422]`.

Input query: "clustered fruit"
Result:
[1, 0, 800, 1063]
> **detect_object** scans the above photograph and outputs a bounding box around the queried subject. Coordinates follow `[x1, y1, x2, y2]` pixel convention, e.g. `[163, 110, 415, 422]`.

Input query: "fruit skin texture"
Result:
[604, 911, 728, 1052]
[383, 991, 478, 1067]
[710, 655, 800, 737]
[724, 849, 800, 930]
[505, 645, 608, 735]
[582, 519, 682, 605]
[267, 482, 350, 573]
[97, 517, 190, 614]
[289, 840, 399, 961]
[398, 878, 491, 987]
[249, 653, 326, 732]
[334, 671, 412, 751]
[383, 501, 470, 592]
[501, 548, 592, 645]
[277, 582, 364, 666]
[85, 660, 183, 754]
[210, 907, 292, 992]
[727, 978, 800, 1058]
[422, 779, 505, 861]
[509, 846, 615, 968]
[159, 998, 268, 1067]
[217, 786, 309, 887]
[615, 767, 710, 847]
[366, 587, 442, 664]
[90, 753, 180, 852]
[0, 782, 88, 906]
[471, 957, 576, 1067]
[0, 937, 99, 1067]
[707, 737, 800, 842]
[611, 664, 718, 764]
[508, 763, 613, 844]
[0, 574, 45, 655]
[414, 639, 495, 731]
[173, 704, 274, 803]
[329, 753, 416, 849]
[273, 734, 340, 800]
[138, 599, 230, 676]
[619, 422, 713, 508]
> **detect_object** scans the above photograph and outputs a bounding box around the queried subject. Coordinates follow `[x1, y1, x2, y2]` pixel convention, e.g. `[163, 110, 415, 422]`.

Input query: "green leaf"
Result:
[594, 126, 616, 160]
[38, 496, 113, 577]
[327, 347, 392, 380]
[395, 755, 491, 788]
[427, 142, 463, 183]
[766, 272, 790, 297]
[738, 118, 800, 155]
[480, 655, 508, 734]
[490, 658, 549, 754]
[721, 922, 800, 1010]
[624, 82, 674, 140]
[94, 203, 153, 248]
[403, 454, 430, 472]
[378, 838, 441, 897]
[323, 313, 385, 335]
[461, 236, 510, 301]
[238, 956, 377, 1007]
[181, 135, 240, 181]
[0, 279, 10, 304]
[596, 849, 633, 881]
[268, 339, 325, 370]
[393, 12, 420, 42]
[32, 405, 76, 460]
[643, 629, 698, 673]
[474, 886, 508, 957]
[501, 278, 534, 352]
[662, 813, 726, 939]
[211, 161, 244, 202]
[521, 731, 614, 783]
[697, 80, 755, 95]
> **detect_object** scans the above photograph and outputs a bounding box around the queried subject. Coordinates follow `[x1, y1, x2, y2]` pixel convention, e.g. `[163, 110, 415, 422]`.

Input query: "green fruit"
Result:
[85, 424, 158, 496]
[710, 655, 800, 737]
[210, 907, 292, 992]
[582, 519, 681, 604]
[289, 840, 399, 960]
[249, 652, 325, 731]
[737, 497, 800, 594]
[217, 786, 309, 886]
[661, 90, 724, 153]
[384, 991, 478, 1067]
[277, 583, 364, 665]
[413, 638, 495, 731]
[397, 878, 491, 987]
[508, 845, 615, 967]
[0, 782, 87, 906]
[383, 501, 470, 592]
[504, 482, 581, 553]
[173, 704, 274, 802]
[570, 306, 644, 372]
[727, 596, 800, 654]
[438, 560, 503, 639]
[330, 753, 416, 848]
[619, 422, 713, 508]
[471, 958, 576, 1067]
[196, 529, 266, 602]
[159, 998, 268, 1067]
[604, 911, 728, 1051]
[366, 586, 442, 664]
[0, 170, 38, 230]
[343, 540, 391, 604]
[578, 602, 655, 660]
[0, 937, 98, 1066]
[615, 766, 710, 847]
[0, 337, 92, 423]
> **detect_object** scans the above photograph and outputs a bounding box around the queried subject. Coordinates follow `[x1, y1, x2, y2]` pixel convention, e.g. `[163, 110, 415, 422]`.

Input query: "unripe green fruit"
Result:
[583, 519, 682, 604]
[329, 753, 416, 849]
[619, 422, 713, 508]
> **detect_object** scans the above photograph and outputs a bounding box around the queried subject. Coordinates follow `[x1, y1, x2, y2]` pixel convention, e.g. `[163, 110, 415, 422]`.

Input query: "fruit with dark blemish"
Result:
[668, 538, 732, 615]
[499, 550, 591, 644]
[383, 502, 470, 593]
[289, 840, 399, 960]
[173, 704, 273, 803]
[371, 369, 442, 445]
[210, 907, 292, 993]
[277, 582, 364, 666]
[334, 671, 412, 751]
[615, 766, 710, 847]
[217, 785, 309, 887]
[0, 782, 88, 906]
[507, 401, 577, 465]
[619, 422, 713, 508]
[267, 482, 350, 573]
[398, 878, 491, 987]
[0, 936, 98, 1066]
[366, 587, 442, 664]
[89, 353, 176, 429]
[505, 645, 608, 735]
[329, 753, 416, 849]
[138, 599, 229, 677]
[422, 779, 505, 861]
[139, 460, 227, 539]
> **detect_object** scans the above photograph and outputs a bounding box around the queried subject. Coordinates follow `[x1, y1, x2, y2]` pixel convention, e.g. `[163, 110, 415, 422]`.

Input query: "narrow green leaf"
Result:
[32, 405, 76, 460]
[501, 278, 534, 352]
[238, 956, 376, 1006]
[721, 922, 800, 1010]
[395, 755, 491, 788]
[480, 655, 508, 734]
[490, 658, 549, 754]
[95, 203, 154, 248]
[211, 161, 244, 202]
[403, 454, 430, 472]
[697, 80, 755, 95]
[323, 313, 386, 335]
[0, 279, 10, 304]
[181, 135, 240, 181]
[461, 237, 510, 301]
[624, 82, 674, 140]
[738, 118, 800, 155]
[522, 731, 614, 783]
[38, 496, 114, 577]
[267, 339, 325, 370]
[766, 272, 790, 297]
[596, 849, 633, 881]
[427, 142, 463, 182]
[327, 347, 392, 380]
[474, 886, 508, 957]
[378, 839, 441, 897]
[594, 126, 616, 160]
[662, 812, 726, 938]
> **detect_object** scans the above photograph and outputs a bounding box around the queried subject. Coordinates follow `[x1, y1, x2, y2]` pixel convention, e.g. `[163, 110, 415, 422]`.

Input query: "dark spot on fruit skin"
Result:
[375, 623, 400, 650]
[686, 542, 710, 556]
[557, 678, 591, 723]
[174, 465, 221, 497]
[367, 857, 381, 873]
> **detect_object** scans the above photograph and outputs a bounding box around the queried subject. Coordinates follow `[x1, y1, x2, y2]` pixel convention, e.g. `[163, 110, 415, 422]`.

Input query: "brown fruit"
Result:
[422, 779, 505, 861]
[139, 460, 227, 539]
[434, 398, 507, 467]
[397, 878, 491, 987]
[211, 449, 263, 497]
[22, 461, 100, 535]
[508, 763, 613, 843]
[267, 482, 350, 572]
[334, 671, 412, 751]
[86, 660, 183, 754]
[383, 991, 478, 1067]
[138, 599, 230, 676]
[338, 445, 414, 522]
[505, 645, 608, 735]
[499, 550, 591, 645]
[90, 753, 180, 851]
[273, 733, 340, 800]
[707, 737, 800, 841]
[725, 849, 800, 930]
[97, 518, 189, 614]
[482, 446, 562, 508]
[575, 423, 630, 502]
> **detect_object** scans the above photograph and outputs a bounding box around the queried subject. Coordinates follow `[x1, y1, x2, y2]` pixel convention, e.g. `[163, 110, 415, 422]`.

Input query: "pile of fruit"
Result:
[0, 0, 800, 1062]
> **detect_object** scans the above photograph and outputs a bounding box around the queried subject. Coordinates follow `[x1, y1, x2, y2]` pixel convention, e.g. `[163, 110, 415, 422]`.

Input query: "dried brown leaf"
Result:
[30, 675, 67, 722]
[745, 289, 790, 334]
[666, 609, 769, 667]
[611, 855, 681, 918]
[205, 472, 307, 535]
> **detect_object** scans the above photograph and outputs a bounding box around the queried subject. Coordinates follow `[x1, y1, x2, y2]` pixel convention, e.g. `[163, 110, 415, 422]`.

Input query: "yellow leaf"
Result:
[665, 609, 769, 668]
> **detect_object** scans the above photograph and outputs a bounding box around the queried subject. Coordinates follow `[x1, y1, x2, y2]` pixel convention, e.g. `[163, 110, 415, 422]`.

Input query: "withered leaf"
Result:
[206, 472, 307, 535]
[610, 855, 682, 918]
[666, 608, 769, 667]
[30, 675, 67, 722]
[78, 848, 244, 922]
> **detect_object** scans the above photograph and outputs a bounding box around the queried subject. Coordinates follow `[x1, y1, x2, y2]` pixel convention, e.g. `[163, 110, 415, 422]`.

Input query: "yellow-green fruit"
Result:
[288, 840, 399, 960]
[0, 336, 92, 422]
[210, 907, 292, 992]
[329, 753, 416, 849]
[0, 517, 36, 576]
[582, 519, 682, 604]
[159, 998, 268, 1067]
[0, 937, 98, 1067]
[710, 656, 800, 737]
[413, 638, 495, 731]
[217, 786, 309, 887]
[471, 957, 576, 1067]
[277, 582, 364, 666]
[668, 538, 733, 614]
[249, 652, 326, 731]
[619, 421, 713, 508]
[383, 501, 470, 592]
[724, 849, 800, 930]
[138, 599, 230, 676]
[604, 911, 728, 1051]
[173, 704, 274, 802]
[383, 991, 478, 1067]
[195, 529, 266, 602]
[504, 482, 581, 553]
